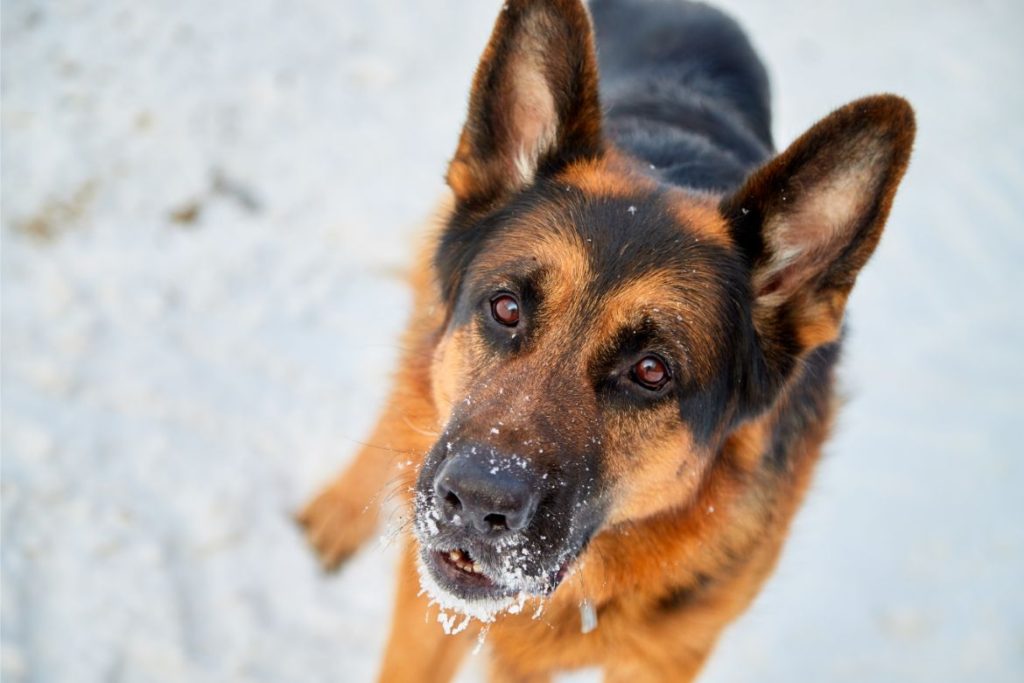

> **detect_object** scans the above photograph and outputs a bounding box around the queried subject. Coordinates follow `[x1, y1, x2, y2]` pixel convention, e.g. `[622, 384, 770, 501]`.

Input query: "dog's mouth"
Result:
[432, 545, 573, 587]
[419, 537, 581, 610]
[433, 547, 496, 589]
[418, 544, 517, 621]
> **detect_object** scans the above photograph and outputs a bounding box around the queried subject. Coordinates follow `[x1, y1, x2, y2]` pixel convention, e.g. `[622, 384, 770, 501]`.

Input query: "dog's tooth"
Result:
[449, 551, 459, 561]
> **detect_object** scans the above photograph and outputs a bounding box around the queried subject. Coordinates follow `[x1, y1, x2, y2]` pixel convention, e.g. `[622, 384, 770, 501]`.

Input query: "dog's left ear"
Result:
[446, 0, 602, 209]
[723, 95, 916, 386]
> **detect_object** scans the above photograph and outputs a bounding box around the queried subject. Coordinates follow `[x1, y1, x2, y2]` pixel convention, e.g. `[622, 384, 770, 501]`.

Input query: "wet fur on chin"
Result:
[414, 552, 522, 630]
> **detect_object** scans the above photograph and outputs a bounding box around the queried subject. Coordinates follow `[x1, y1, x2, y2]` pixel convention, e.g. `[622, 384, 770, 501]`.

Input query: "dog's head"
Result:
[413, 0, 914, 614]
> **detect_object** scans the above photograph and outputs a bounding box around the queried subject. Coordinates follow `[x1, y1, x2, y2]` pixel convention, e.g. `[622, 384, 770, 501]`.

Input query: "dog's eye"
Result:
[490, 294, 520, 326]
[632, 355, 669, 390]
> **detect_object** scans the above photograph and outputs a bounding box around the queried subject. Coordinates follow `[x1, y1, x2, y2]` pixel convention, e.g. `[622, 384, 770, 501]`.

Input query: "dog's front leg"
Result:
[378, 537, 476, 683]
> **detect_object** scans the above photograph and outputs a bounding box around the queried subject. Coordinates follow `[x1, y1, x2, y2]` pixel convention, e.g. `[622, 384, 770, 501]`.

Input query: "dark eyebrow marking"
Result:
[588, 314, 692, 389]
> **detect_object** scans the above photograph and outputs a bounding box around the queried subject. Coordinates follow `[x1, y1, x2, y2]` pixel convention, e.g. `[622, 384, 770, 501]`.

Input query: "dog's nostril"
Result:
[444, 490, 463, 511]
[483, 513, 508, 531]
[433, 450, 540, 535]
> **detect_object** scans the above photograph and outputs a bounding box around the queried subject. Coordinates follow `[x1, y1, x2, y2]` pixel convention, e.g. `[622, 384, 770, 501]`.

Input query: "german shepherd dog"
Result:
[299, 0, 915, 680]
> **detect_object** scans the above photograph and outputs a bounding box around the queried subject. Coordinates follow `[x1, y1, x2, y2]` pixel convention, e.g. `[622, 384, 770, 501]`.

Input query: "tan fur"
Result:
[298, 3, 914, 680]
[299, 192, 836, 682]
[556, 152, 659, 198]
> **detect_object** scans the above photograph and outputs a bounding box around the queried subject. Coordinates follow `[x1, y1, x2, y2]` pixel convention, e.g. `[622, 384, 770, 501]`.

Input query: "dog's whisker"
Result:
[401, 415, 441, 438]
[335, 434, 421, 459]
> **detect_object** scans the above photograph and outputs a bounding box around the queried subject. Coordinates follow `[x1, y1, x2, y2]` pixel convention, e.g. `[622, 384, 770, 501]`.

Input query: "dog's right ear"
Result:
[446, 0, 603, 210]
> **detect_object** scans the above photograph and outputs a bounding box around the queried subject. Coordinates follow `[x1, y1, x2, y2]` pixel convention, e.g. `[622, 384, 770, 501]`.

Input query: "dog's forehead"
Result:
[479, 179, 735, 311]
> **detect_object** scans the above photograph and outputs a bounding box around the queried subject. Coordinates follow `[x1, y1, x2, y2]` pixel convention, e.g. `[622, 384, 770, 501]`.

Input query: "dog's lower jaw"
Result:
[415, 549, 523, 626]
[415, 539, 590, 629]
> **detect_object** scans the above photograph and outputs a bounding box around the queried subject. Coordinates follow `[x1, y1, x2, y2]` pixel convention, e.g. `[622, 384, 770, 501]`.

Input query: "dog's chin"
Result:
[417, 548, 518, 620]
[416, 544, 576, 622]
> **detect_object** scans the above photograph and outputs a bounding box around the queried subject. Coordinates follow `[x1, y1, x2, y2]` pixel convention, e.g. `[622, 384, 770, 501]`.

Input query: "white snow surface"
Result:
[2, 1, 1022, 682]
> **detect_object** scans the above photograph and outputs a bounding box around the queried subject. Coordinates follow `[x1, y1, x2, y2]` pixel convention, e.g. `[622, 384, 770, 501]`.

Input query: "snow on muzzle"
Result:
[412, 435, 605, 621]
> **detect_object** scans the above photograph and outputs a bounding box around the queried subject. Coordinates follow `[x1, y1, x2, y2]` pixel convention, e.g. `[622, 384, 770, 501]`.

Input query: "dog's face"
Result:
[413, 0, 913, 612]
[415, 171, 749, 605]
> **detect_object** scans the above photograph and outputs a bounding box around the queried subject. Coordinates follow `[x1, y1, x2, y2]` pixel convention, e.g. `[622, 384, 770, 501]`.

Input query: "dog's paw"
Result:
[296, 484, 379, 571]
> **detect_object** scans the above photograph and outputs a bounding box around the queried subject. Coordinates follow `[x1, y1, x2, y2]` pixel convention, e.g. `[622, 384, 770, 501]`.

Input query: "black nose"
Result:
[434, 451, 540, 535]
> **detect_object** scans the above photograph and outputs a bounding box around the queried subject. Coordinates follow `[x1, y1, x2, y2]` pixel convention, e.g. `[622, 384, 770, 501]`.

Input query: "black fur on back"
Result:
[589, 0, 774, 192]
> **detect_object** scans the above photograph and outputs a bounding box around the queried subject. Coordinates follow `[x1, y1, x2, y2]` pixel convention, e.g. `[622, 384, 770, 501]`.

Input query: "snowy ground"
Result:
[2, 0, 1022, 681]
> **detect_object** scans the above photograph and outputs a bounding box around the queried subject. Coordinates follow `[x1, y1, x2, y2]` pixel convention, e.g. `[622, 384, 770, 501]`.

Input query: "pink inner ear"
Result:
[507, 57, 558, 185]
[499, 9, 561, 187]
[756, 160, 880, 302]
[758, 274, 784, 298]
